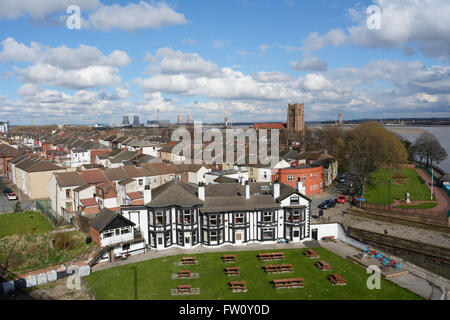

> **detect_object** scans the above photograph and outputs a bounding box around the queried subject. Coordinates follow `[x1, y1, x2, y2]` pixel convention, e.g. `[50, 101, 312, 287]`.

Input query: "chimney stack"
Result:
[297, 177, 306, 194]
[144, 184, 152, 204]
[273, 180, 280, 199]
[198, 182, 205, 201]
[245, 181, 250, 199]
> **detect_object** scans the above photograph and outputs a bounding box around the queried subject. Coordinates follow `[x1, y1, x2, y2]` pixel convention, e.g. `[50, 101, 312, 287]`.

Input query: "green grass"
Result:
[0, 211, 54, 238]
[396, 202, 438, 209]
[0, 231, 96, 277]
[85, 248, 421, 300]
[365, 168, 433, 205]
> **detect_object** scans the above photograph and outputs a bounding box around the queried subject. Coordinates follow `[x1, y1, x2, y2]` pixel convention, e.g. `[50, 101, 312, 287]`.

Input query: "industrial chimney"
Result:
[122, 115, 130, 126]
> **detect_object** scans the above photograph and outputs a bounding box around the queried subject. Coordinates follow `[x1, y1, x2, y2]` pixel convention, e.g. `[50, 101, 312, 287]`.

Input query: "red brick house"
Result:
[275, 164, 324, 196]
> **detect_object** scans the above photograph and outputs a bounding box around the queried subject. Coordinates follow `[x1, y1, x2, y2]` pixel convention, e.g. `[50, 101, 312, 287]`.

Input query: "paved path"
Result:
[314, 203, 450, 249]
[416, 168, 450, 212]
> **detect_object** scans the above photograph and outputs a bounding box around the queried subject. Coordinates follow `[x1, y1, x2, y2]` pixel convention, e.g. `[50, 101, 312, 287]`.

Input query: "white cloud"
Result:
[88, 1, 187, 31]
[291, 56, 328, 71]
[146, 47, 222, 77]
[302, 73, 332, 91]
[18, 63, 121, 89]
[0, 37, 41, 62]
[0, 37, 130, 89]
[302, 0, 450, 60]
[0, 0, 99, 20]
[137, 92, 176, 112]
[251, 71, 292, 82]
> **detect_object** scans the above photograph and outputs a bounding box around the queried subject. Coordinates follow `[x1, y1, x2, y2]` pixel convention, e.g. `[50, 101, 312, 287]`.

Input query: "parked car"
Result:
[336, 195, 346, 204]
[3, 188, 18, 200]
[318, 199, 336, 209]
[339, 176, 346, 184]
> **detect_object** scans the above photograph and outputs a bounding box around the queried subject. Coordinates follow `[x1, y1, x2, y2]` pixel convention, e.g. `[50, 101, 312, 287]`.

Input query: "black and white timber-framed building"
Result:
[120, 178, 312, 250]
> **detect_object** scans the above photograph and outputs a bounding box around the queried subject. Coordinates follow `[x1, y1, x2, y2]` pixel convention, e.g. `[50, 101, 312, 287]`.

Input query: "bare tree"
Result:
[412, 132, 448, 166]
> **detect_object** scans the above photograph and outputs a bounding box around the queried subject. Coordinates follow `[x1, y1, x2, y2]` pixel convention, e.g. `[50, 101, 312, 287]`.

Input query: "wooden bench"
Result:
[224, 267, 240, 276]
[222, 255, 236, 263]
[321, 236, 336, 242]
[304, 249, 320, 258]
[272, 278, 304, 289]
[316, 260, 332, 271]
[177, 270, 191, 278]
[263, 264, 293, 273]
[229, 281, 247, 293]
[329, 273, 346, 286]
[177, 284, 192, 294]
[181, 257, 198, 264]
[257, 252, 286, 261]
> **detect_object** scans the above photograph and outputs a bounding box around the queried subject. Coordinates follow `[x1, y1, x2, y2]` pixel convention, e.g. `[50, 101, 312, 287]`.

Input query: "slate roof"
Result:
[89, 208, 134, 232]
[24, 160, 63, 172]
[103, 167, 129, 181]
[80, 169, 106, 184]
[147, 179, 203, 208]
[54, 171, 86, 188]
[0, 144, 23, 158]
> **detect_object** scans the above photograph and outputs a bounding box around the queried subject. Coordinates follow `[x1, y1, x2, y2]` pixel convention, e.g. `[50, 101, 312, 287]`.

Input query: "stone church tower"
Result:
[287, 103, 305, 135]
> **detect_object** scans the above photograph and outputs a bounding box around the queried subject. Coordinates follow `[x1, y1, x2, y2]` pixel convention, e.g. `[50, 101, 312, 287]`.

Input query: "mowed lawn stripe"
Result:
[86, 248, 421, 300]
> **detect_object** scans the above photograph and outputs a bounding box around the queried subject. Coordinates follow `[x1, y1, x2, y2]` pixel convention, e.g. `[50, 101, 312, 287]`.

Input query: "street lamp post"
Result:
[388, 180, 391, 212]
[431, 167, 434, 201]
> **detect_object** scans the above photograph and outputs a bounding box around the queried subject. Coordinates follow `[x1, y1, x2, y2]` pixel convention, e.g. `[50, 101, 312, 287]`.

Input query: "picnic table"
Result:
[263, 264, 293, 273]
[272, 278, 304, 289]
[182, 257, 198, 264]
[177, 284, 192, 294]
[321, 236, 336, 242]
[304, 249, 320, 258]
[229, 281, 247, 292]
[257, 252, 286, 261]
[178, 270, 191, 278]
[222, 255, 236, 263]
[224, 267, 240, 276]
[328, 273, 346, 285]
[316, 260, 332, 271]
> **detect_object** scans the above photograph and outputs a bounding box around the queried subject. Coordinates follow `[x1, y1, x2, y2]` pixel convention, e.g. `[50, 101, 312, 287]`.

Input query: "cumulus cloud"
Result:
[302, 0, 450, 60]
[0, 1, 187, 32]
[301, 74, 332, 91]
[291, 56, 328, 71]
[146, 47, 222, 77]
[0, 37, 130, 89]
[251, 71, 292, 82]
[18, 63, 122, 89]
[0, 37, 42, 62]
[87, 1, 187, 31]
[0, 0, 99, 20]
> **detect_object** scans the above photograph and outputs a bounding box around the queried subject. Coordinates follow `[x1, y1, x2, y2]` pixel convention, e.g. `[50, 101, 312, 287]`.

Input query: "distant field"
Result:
[365, 168, 434, 205]
[86, 248, 421, 300]
[0, 211, 53, 238]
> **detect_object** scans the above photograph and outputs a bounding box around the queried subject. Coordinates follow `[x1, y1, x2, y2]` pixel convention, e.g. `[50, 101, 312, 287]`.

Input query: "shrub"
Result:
[53, 232, 75, 250]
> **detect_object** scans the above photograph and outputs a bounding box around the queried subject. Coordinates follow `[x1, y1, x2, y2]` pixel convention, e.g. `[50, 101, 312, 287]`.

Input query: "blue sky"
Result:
[0, 0, 449, 125]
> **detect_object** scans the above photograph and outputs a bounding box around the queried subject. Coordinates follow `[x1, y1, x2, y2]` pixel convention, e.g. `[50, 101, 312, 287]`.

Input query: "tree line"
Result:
[314, 122, 447, 195]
